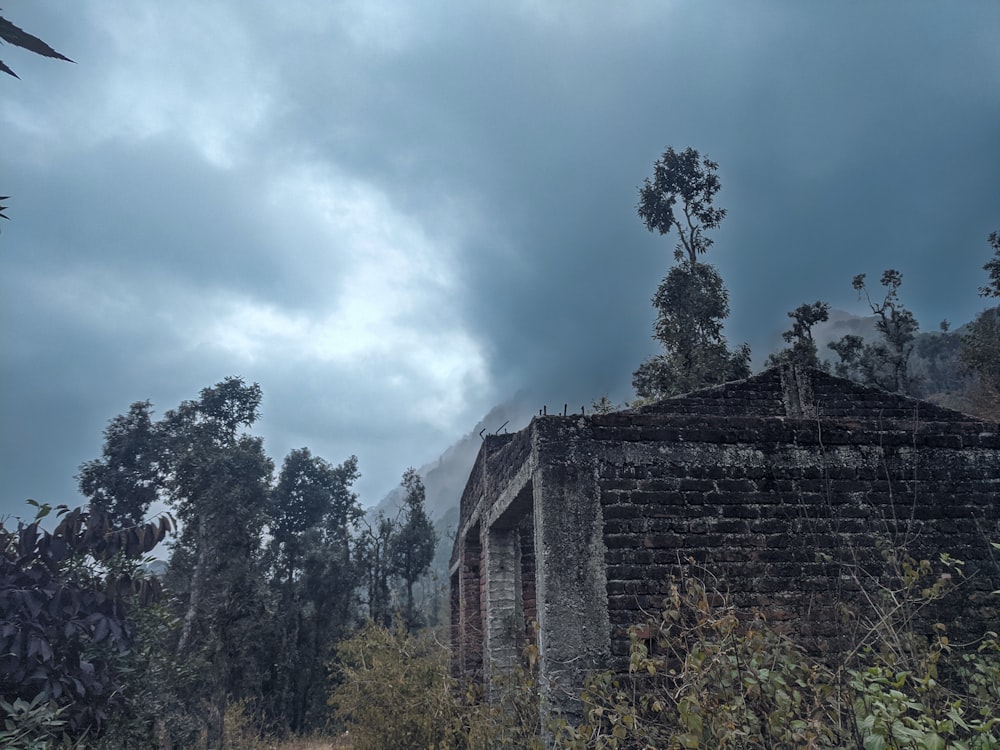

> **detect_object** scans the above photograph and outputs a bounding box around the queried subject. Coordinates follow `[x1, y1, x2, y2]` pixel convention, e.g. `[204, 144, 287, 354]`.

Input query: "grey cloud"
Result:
[2, 1, 999, 518]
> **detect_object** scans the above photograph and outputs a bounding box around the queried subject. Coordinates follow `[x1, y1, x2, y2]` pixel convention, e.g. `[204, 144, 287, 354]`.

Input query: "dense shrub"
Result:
[333, 546, 999, 750]
[329, 623, 543, 750]
[1, 502, 171, 745]
[558, 551, 1000, 749]
[330, 624, 464, 750]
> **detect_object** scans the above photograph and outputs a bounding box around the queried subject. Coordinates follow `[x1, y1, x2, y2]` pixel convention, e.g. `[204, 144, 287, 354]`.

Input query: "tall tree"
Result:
[766, 301, 830, 369]
[388, 469, 437, 630]
[633, 147, 750, 399]
[72, 380, 365, 743]
[265, 448, 361, 732]
[829, 270, 919, 394]
[357, 512, 397, 627]
[638, 146, 726, 264]
[78, 400, 161, 527]
[160, 378, 273, 748]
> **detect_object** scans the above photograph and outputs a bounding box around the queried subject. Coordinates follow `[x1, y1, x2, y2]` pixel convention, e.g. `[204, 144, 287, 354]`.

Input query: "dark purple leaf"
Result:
[0, 16, 73, 62]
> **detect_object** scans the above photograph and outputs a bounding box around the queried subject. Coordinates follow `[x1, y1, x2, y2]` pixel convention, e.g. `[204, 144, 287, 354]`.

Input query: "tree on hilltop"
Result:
[638, 146, 726, 264]
[633, 146, 750, 400]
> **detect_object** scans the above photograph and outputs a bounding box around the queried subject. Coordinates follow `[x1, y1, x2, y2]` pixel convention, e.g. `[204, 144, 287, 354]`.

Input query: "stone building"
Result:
[449, 365, 999, 725]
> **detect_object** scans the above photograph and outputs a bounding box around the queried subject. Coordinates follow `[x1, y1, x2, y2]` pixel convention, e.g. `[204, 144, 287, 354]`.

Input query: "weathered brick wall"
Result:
[452, 428, 535, 681]
[451, 366, 1000, 721]
[590, 414, 999, 663]
[454, 430, 531, 547]
[450, 526, 484, 678]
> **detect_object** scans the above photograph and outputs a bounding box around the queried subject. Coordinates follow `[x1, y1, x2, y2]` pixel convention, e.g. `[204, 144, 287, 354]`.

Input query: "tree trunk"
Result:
[176, 514, 208, 658]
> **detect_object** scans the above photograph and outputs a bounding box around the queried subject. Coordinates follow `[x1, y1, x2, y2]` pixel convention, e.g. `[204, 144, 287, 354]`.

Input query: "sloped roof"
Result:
[633, 365, 985, 423]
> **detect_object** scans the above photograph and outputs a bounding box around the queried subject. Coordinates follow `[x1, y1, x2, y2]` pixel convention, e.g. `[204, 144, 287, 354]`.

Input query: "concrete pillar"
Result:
[483, 526, 522, 693]
[532, 458, 611, 734]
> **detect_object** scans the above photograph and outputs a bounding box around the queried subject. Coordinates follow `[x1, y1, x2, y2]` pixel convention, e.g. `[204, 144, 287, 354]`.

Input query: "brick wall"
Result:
[591, 415, 999, 662]
[451, 366, 1000, 721]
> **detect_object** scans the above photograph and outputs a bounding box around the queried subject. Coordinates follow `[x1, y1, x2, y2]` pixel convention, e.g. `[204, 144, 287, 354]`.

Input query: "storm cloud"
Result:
[2, 1, 998, 515]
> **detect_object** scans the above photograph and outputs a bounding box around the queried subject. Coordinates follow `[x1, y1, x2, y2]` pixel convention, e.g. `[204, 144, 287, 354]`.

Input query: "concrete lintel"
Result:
[484, 456, 535, 532]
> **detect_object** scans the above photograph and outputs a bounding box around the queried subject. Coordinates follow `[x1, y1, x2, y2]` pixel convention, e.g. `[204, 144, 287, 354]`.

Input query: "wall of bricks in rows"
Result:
[450, 527, 484, 678]
[455, 430, 533, 540]
[587, 418, 999, 665]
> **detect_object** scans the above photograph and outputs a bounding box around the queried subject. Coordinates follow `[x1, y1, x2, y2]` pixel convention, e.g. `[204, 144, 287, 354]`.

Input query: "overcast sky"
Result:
[2, 1, 998, 518]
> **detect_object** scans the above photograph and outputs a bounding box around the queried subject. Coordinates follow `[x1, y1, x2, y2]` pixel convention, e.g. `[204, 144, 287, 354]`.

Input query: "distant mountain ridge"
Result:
[374, 393, 536, 523]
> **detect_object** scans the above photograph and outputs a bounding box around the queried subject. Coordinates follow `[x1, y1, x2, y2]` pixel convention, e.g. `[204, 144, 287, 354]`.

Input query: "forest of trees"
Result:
[2, 141, 998, 749]
[632, 146, 1000, 422]
[2, 379, 437, 748]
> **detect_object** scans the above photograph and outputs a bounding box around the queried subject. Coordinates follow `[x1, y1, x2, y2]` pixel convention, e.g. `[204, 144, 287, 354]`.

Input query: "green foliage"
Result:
[633, 148, 750, 400]
[330, 624, 463, 750]
[390, 469, 437, 630]
[36, 377, 378, 746]
[0, 502, 171, 739]
[158, 380, 275, 746]
[78, 401, 161, 527]
[74, 378, 351, 743]
[556, 551, 1000, 750]
[331, 623, 543, 750]
[263, 449, 362, 733]
[961, 307, 1000, 390]
[830, 269, 919, 394]
[850, 648, 1000, 750]
[952, 231, 1000, 418]
[590, 396, 621, 414]
[270, 449, 360, 540]
[914, 327, 970, 399]
[356, 469, 438, 631]
[357, 512, 397, 626]
[0, 693, 77, 750]
[558, 574, 846, 749]
[637, 146, 725, 264]
[960, 234, 1000, 413]
[633, 261, 751, 399]
[980, 230, 1000, 299]
[766, 301, 830, 369]
[86, 600, 188, 749]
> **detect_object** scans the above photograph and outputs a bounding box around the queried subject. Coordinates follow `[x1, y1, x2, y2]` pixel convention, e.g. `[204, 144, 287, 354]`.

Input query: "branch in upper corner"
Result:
[0, 12, 74, 79]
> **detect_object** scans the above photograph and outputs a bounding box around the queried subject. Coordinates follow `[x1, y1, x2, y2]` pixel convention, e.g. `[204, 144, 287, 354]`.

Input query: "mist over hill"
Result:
[374, 393, 537, 523]
[379, 305, 991, 541]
